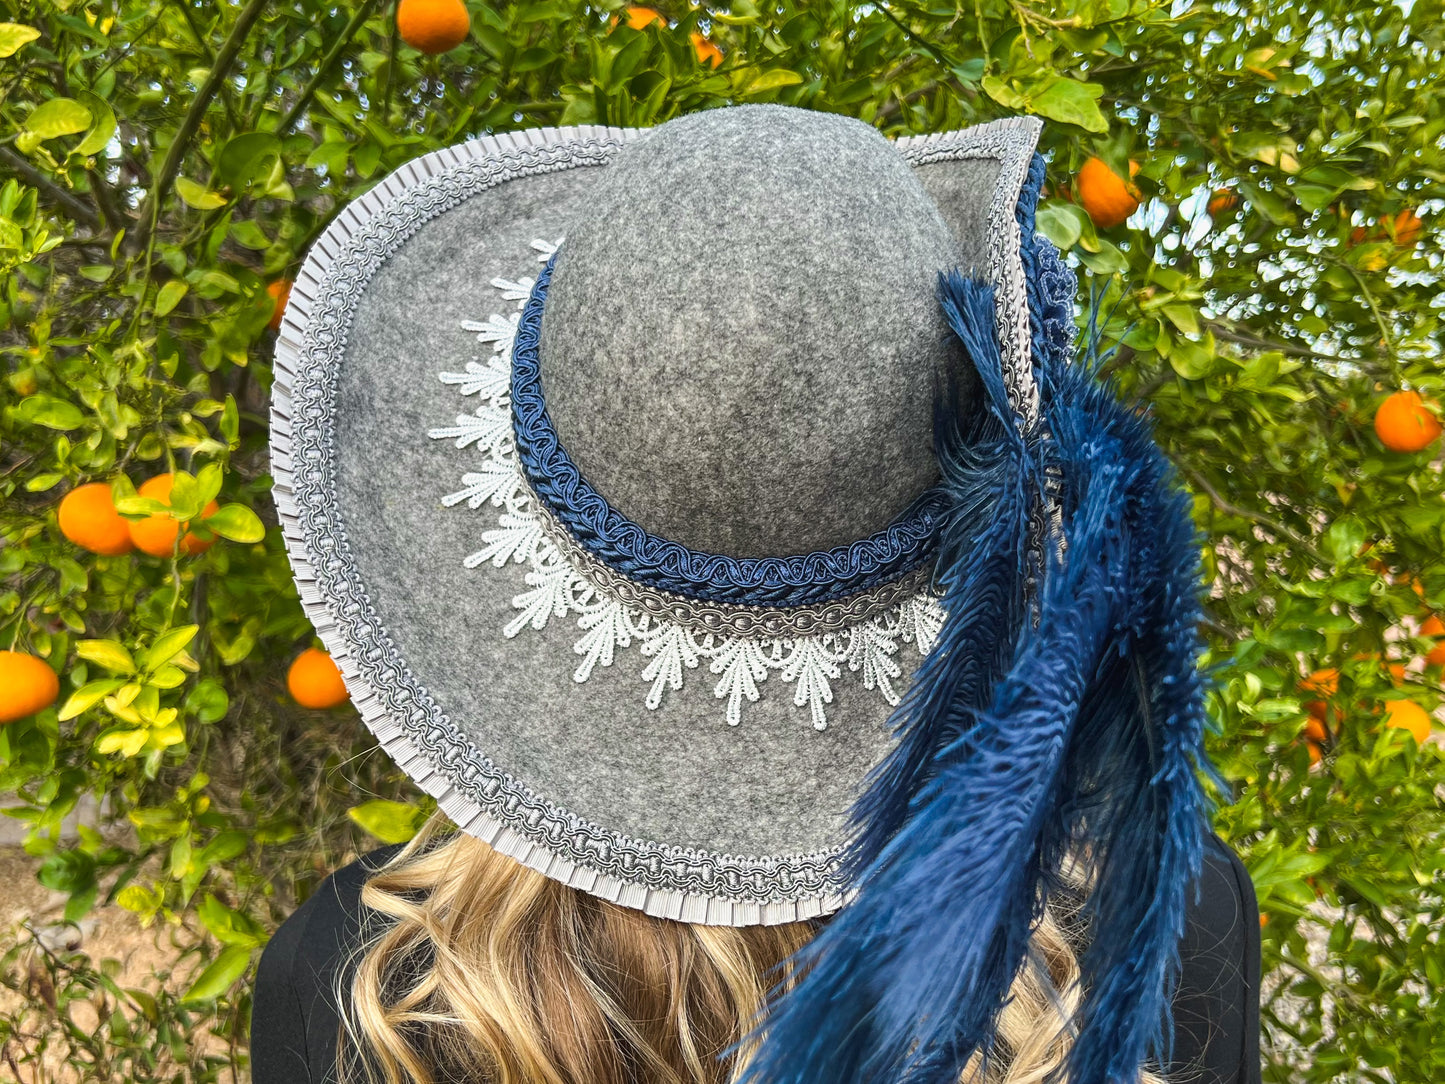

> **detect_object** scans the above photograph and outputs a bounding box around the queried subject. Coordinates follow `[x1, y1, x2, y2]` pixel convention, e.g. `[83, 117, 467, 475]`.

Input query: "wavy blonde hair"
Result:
[341, 815, 1153, 1084]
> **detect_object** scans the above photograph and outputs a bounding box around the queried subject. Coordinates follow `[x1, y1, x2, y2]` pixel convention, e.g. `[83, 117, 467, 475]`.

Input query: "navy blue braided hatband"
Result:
[510, 258, 942, 607]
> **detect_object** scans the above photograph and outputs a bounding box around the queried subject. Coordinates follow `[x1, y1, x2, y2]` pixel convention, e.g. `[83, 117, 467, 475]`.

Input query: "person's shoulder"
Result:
[251, 845, 405, 1083]
[1170, 832, 1262, 1084]
[265, 843, 404, 978]
[1190, 833, 1259, 951]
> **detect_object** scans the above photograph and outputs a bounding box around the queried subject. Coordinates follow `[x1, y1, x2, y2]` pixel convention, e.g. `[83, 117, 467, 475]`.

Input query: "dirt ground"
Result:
[0, 844, 222, 1083]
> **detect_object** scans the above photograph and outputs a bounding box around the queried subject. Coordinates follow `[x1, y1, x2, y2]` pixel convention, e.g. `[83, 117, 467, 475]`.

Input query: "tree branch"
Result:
[1206, 321, 1359, 365]
[0, 146, 102, 230]
[277, 0, 385, 134]
[1184, 466, 1318, 556]
[128, 0, 269, 255]
[175, 0, 242, 130]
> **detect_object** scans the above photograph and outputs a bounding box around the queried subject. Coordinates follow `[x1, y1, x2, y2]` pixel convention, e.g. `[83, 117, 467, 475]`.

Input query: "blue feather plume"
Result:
[737, 272, 1211, 1084]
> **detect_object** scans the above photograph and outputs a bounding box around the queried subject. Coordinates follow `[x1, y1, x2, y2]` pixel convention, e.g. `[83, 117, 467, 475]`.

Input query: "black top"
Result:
[251, 835, 1261, 1084]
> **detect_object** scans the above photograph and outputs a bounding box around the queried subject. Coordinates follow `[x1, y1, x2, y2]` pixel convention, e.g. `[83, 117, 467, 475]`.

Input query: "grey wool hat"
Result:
[273, 103, 1218, 1083]
[271, 105, 1047, 923]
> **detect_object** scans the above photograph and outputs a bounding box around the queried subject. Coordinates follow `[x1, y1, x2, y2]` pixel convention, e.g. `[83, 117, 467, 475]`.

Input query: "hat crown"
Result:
[538, 105, 967, 557]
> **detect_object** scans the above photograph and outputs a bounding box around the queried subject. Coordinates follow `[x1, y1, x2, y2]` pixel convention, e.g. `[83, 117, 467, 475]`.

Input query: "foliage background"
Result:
[1, 0, 1443, 1080]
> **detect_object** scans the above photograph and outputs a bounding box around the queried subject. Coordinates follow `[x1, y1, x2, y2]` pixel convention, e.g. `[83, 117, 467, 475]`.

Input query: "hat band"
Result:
[528, 487, 935, 638]
[510, 258, 944, 609]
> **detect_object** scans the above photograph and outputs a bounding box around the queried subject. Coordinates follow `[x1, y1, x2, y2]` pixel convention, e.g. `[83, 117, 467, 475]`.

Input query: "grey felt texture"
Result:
[318, 111, 1032, 865]
[334, 165, 918, 857]
[539, 106, 986, 555]
[911, 156, 1005, 281]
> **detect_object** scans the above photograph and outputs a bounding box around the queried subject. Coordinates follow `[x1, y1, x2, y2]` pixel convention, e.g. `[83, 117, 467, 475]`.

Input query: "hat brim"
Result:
[271, 118, 1042, 925]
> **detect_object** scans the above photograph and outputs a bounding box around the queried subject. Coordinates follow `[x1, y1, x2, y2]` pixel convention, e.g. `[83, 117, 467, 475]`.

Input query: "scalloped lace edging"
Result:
[428, 238, 946, 730]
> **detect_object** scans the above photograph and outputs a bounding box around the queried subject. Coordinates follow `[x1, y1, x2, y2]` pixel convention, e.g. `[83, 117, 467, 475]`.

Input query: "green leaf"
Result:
[16, 395, 85, 430]
[1027, 77, 1108, 133]
[738, 69, 803, 94]
[155, 279, 188, 317]
[1324, 517, 1367, 566]
[202, 503, 265, 543]
[24, 98, 91, 140]
[215, 131, 280, 189]
[228, 219, 271, 250]
[195, 462, 224, 508]
[185, 678, 229, 724]
[1160, 303, 1200, 336]
[76, 638, 136, 674]
[197, 893, 265, 947]
[352, 138, 381, 178]
[141, 625, 198, 673]
[1035, 201, 1088, 251]
[199, 830, 249, 867]
[73, 92, 117, 157]
[1075, 239, 1129, 275]
[174, 177, 227, 210]
[58, 677, 127, 721]
[980, 74, 1028, 110]
[183, 944, 252, 1002]
[1074, 0, 1129, 26]
[0, 23, 41, 58]
[348, 800, 426, 844]
[1168, 331, 1216, 380]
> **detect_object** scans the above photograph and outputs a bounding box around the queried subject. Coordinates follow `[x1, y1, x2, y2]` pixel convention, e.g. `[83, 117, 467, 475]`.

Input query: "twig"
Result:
[1341, 261, 1396, 370]
[85, 171, 127, 232]
[382, 4, 400, 117]
[175, 0, 242, 130]
[277, 0, 385, 134]
[0, 146, 102, 229]
[128, 0, 269, 255]
[876, 2, 957, 70]
[1183, 467, 1317, 555]
[1206, 322, 1358, 365]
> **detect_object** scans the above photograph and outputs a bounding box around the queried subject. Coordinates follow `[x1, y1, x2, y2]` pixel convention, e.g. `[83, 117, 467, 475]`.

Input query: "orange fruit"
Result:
[0, 651, 60, 724]
[1374, 390, 1442, 453]
[1300, 668, 1339, 696]
[1394, 572, 1428, 599]
[1076, 157, 1141, 229]
[396, 0, 470, 54]
[287, 647, 350, 709]
[58, 482, 133, 556]
[1387, 209, 1422, 247]
[1207, 188, 1239, 216]
[691, 31, 723, 67]
[1384, 700, 1432, 744]
[128, 474, 221, 558]
[1303, 715, 1328, 743]
[266, 279, 293, 333]
[1388, 661, 1408, 685]
[1258, 913, 1269, 929]
[610, 5, 664, 29]
[1421, 615, 1445, 667]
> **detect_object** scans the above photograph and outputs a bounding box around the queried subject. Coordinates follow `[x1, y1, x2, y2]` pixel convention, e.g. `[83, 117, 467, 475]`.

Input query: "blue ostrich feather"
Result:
[737, 273, 1211, 1084]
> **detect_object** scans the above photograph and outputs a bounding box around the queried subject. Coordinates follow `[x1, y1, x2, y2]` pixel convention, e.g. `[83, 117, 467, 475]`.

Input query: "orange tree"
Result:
[1, 1, 1442, 1079]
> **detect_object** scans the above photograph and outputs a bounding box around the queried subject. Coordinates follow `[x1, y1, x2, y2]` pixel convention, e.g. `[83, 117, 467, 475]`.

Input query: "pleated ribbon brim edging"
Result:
[269, 120, 1060, 927]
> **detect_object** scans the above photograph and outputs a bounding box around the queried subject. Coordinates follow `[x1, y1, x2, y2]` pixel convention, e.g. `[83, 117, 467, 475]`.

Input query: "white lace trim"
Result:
[429, 240, 945, 730]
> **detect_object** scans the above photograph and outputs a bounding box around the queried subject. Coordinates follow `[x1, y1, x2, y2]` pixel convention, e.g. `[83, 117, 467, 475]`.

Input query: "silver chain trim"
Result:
[532, 493, 935, 638]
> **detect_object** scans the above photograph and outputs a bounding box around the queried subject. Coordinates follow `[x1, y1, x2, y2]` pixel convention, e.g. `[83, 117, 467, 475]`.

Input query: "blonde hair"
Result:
[341, 815, 1153, 1084]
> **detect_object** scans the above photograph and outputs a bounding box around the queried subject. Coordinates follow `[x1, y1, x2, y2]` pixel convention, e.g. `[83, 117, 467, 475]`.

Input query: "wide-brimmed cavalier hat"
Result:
[271, 104, 1212, 1083]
